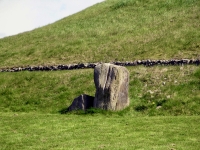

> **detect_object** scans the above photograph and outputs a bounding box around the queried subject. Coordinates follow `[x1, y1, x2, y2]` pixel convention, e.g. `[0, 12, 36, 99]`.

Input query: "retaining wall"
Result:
[0, 59, 199, 72]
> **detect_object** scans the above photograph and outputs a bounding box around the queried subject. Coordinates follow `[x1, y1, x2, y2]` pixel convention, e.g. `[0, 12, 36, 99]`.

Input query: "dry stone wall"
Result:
[0, 59, 199, 72]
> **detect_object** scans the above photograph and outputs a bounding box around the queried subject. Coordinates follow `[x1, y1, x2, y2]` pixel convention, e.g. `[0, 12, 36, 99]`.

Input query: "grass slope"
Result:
[0, 66, 199, 115]
[0, 0, 200, 68]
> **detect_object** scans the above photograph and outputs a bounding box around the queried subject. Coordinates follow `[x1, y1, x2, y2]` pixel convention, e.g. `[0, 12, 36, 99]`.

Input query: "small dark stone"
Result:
[115, 61, 122, 65]
[67, 94, 94, 111]
[73, 64, 78, 69]
[196, 59, 200, 65]
[88, 63, 97, 68]
[77, 63, 85, 69]
[63, 65, 69, 70]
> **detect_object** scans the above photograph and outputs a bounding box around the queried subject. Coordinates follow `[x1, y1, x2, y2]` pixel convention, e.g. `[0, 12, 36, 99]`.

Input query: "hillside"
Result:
[0, 66, 199, 115]
[0, 0, 200, 68]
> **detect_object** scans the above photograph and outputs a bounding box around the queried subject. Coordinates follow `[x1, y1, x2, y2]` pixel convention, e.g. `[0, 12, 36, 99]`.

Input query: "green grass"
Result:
[0, 113, 199, 150]
[0, 66, 199, 115]
[0, 69, 95, 113]
[0, 0, 200, 68]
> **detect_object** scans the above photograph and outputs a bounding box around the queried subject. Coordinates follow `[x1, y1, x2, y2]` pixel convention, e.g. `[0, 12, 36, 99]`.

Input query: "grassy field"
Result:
[1, 113, 199, 150]
[0, 0, 200, 68]
[0, 0, 200, 149]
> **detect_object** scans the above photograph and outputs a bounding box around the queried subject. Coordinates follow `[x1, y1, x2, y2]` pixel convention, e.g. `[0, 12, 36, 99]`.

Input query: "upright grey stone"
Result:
[94, 63, 130, 111]
[67, 94, 94, 111]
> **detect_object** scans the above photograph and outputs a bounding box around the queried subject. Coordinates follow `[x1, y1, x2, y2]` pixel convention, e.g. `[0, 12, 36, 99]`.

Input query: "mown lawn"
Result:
[0, 113, 199, 150]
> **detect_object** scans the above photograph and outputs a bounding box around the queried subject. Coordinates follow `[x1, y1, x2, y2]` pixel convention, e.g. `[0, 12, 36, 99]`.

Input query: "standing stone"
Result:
[67, 94, 94, 111]
[94, 63, 130, 111]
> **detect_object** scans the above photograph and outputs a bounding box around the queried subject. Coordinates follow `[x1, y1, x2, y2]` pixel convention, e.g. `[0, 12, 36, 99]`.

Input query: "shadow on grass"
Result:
[59, 106, 132, 116]
[59, 107, 112, 115]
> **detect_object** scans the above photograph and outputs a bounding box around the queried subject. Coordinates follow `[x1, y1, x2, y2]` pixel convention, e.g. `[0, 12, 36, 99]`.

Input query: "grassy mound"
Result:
[0, 0, 199, 68]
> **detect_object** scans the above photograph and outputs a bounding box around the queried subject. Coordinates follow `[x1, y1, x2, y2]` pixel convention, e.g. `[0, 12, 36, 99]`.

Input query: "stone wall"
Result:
[0, 59, 199, 72]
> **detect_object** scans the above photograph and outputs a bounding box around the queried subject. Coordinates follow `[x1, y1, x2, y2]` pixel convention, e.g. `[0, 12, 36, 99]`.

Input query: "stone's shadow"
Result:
[59, 107, 69, 114]
[59, 107, 112, 115]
